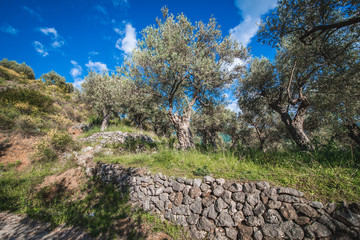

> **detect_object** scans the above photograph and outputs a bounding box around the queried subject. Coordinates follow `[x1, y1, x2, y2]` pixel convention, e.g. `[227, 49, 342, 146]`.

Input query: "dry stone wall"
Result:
[76, 132, 360, 240]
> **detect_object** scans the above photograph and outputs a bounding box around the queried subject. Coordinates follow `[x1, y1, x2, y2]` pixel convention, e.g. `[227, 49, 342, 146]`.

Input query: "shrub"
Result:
[0, 58, 35, 79]
[1, 87, 53, 112]
[48, 129, 75, 152]
[15, 115, 40, 134]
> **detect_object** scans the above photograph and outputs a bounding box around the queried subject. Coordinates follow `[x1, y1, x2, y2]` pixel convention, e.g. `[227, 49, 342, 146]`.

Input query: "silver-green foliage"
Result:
[122, 7, 247, 148]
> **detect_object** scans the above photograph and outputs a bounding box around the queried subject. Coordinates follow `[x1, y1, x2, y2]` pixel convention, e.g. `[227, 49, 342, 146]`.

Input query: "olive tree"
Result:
[41, 70, 74, 93]
[258, 0, 360, 147]
[122, 7, 247, 149]
[82, 71, 127, 131]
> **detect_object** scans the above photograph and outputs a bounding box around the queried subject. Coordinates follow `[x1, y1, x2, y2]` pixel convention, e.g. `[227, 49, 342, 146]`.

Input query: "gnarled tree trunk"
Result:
[270, 101, 314, 151]
[345, 121, 360, 147]
[101, 108, 112, 131]
[168, 110, 194, 149]
[254, 124, 266, 151]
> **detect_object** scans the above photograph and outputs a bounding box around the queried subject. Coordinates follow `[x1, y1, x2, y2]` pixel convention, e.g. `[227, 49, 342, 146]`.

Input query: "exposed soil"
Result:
[0, 132, 39, 170]
[38, 167, 87, 200]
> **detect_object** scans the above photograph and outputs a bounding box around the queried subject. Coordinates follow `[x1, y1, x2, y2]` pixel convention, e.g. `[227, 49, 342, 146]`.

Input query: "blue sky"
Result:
[0, 0, 277, 110]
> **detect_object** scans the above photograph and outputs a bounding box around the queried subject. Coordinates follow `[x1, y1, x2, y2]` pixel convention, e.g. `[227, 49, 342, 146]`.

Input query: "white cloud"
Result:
[74, 77, 85, 90]
[23, 6, 43, 21]
[89, 51, 99, 56]
[111, 0, 128, 7]
[226, 99, 240, 113]
[40, 27, 58, 38]
[115, 23, 137, 54]
[0, 24, 19, 35]
[39, 27, 64, 48]
[230, 0, 277, 46]
[33, 41, 48, 57]
[85, 60, 108, 72]
[70, 60, 83, 78]
[95, 5, 107, 15]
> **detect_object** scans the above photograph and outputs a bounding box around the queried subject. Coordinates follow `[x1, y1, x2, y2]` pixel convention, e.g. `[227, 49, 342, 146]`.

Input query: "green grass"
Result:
[95, 147, 360, 203]
[0, 158, 187, 239]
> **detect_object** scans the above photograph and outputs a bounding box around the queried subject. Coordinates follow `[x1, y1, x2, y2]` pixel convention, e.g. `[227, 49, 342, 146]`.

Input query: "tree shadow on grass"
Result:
[29, 179, 150, 239]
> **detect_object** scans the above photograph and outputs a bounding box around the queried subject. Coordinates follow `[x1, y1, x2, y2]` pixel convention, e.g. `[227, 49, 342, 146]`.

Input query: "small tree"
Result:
[41, 70, 74, 93]
[122, 7, 247, 149]
[82, 71, 127, 131]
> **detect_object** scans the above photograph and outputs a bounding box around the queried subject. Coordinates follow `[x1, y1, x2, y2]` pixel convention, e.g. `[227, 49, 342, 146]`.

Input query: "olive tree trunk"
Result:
[345, 121, 360, 147]
[270, 101, 314, 151]
[168, 110, 194, 149]
[101, 108, 112, 131]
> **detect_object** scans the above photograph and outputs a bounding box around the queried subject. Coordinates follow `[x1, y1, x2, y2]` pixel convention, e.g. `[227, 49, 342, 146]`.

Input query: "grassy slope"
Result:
[0, 66, 186, 239]
[93, 126, 360, 203]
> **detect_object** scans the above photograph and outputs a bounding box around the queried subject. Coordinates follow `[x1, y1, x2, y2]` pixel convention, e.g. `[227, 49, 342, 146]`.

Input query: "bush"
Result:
[15, 115, 40, 134]
[1, 87, 53, 112]
[34, 130, 76, 162]
[0, 58, 35, 79]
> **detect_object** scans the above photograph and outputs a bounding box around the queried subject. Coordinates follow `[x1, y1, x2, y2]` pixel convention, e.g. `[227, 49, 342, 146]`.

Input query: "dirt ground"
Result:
[0, 132, 39, 170]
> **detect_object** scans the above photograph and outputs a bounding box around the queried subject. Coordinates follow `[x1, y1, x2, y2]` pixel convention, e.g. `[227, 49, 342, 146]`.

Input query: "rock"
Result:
[243, 203, 254, 217]
[143, 200, 150, 211]
[172, 182, 184, 192]
[349, 202, 360, 214]
[247, 191, 261, 206]
[215, 197, 228, 212]
[164, 211, 176, 222]
[229, 201, 237, 215]
[216, 178, 226, 185]
[187, 214, 199, 225]
[197, 217, 216, 232]
[176, 177, 184, 183]
[318, 214, 336, 232]
[200, 183, 210, 192]
[263, 188, 278, 201]
[202, 196, 215, 207]
[193, 178, 202, 188]
[306, 222, 332, 238]
[253, 229, 263, 240]
[213, 186, 225, 197]
[279, 203, 298, 220]
[182, 185, 191, 196]
[243, 182, 256, 194]
[189, 225, 207, 239]
[293, 203, 319, 218]
[175, 215, 188, 227]
[154, 199, 165, 211]
[183, 195, 194, 205]
[278, 187, 304, 197]
[155, 187, 164, 195]
[232, 192, 246, 203]
[204, 176, 215, 183]
[253, 202, 266, 216]
[218, 210, 235, 227]
[201, 188, 212, 198]
[281, 220, 304, 240]
[238, 225, 253, 240]
[325, 202, 336, 215]
[263, 209, 283, 224]
[173, 192, 183, 206]
[232, 211, 245, 225]
[159, 193, 169, 201]
[256, 181, 270, 190]
[228, 183, 242, 192]
[278, 194, 300, 203]
[261, 224, 285, 239]
[295, 216, 311, 225]
[189, 187, 202, 198]
[222, 190, 232, 205]
[225, 227, 238, 240]
[246, 215, 265, 227]
[309, 201, 324, 209]
[335, 208, 360, 227]
[267, 200, 282, 209]
[260, 192, 269, 205]
[208, 204, 218, 220]
[190, 200, 203, 214]
[214, 227, 226, 239]
[184, 178, 193, 185]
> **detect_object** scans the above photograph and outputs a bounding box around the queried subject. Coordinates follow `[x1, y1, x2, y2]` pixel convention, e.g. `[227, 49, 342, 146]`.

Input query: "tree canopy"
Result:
[122, 7, 247, 149]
